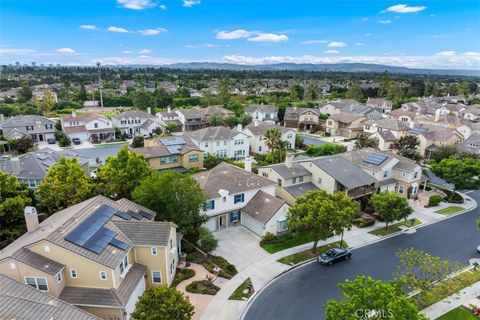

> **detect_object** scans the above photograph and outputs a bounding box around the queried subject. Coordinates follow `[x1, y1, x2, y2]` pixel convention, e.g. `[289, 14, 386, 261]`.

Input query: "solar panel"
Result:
[165, 145, 181, 154]
[129, 210, 143, 220]
[83, 227, 116, 253]
[363, 153, 388, 165]
[410, 126, 428, 134]
[114, 210, 132, 220]
[161, 137, 185, 146]
[110, 238, 129, 250]
[139, 210, 154, 220]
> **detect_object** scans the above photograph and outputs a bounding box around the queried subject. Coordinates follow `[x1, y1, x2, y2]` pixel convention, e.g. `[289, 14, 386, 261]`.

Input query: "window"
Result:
[56, 272, 62, 283]
[399, 186, 404, 194]
[188, 154, 199, 162]
[277, 179, 282, 187]
[234, 139, 244, 145]
[119, 256, 129, 275]
[94, 123, 99, 128]
[277, 219, 288, 232]
[152, 271, 162, 284]
[100, 271, 107, 280]
[299, 176, 304, 183]
[151, 247, 158, 255]
[203, 200, 215, 211]
[160, 155, 179, 164]
[414, 171, 418, 179]
[216, 141, 220, 147]
[25, 277, 48, 291]
[9, 262, 16, 269]
[258, 146, 262, 152]
[293, 177, 297, 183]
[318, 178, 322, 184]
[205, 142, 208, 147]
[383, 171, 388, 178]
[262, 172, 268, 178]
[287, 133, 293, 139]
[233, 193, 245, 204]
[26, 125, 34, 131]
[258, 136, 262, 141]
[70, 269, 77, 278]
[170, 259, 175, 274]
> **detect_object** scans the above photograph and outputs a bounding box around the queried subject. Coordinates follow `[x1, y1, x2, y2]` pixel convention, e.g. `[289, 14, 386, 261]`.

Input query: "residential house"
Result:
[283, 107, 320, 130]
[366, 98, 393, 114]
[0, 195, 179, 320]
[0, 149, 90, 189]
[243, 122, 296, 154]
[156, 107, 182, 132]
[244, 104, 278, 123]
[458, 133, 480, 155]
[175, 107, 234, 132]
[183, 125, 249, 159]
[112, 110, 163, 137]
[388, 108, 417, 125]
[325, 113, 366, 138]
[409, 125, 464, 158]
[32, 89, 58, 103]
[61, 112, 115, 143]
[363, 118, 411, 138]
[462, 104, 480, 121]
[191, 162, 289, 236]
[0, 87, 20, 102]
[340, 104, 383, 120]
[135, 136, 203, 172]
[317, 99, 361, 115]
[0, 115, 55, 141]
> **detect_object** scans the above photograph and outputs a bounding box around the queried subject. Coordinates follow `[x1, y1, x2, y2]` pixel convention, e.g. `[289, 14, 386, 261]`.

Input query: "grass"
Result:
[260, 232, 316, 254]
[435, 206, 464, 216]
[436, 307, 477, 320]
[277, 241, 347, 266]
[229, 278, 254, 301]
[186, 280, 220, 295]
[368, 218, 422, 236]
[171, 268, 196, 287]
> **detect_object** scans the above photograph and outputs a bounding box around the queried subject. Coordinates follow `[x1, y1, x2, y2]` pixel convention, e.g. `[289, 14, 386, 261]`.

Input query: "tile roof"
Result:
[112, 221, 173, 246]
[244, 122, 294, 136]
[329, 113, 366, 124]
[284, 182, 319, 198]
[365, 118, 411, 131]
[111, 110, 155, 120]
[283, 107, 319, 121]
[191, 162, 275, 199]
[340, 147, 394, 170]
[61, 113, 104, 123]
[245, 104, 278, 113]
[0, 274, 99, 320]
[12, 248, 64, 276]
[260, 162, 311, 179]
[376, 130, 397, 142]
[183, 126, 244, 142]
[421, 126, 462, 141]
[135, 136, 201, 158]
[241, 191, 286, 225]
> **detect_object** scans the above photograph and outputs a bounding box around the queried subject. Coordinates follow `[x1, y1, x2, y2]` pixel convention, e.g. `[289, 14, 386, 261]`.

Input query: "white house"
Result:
[183, 125, 250, 159]
[111, 109, 163, 137]
[244, 122, 296, 154]
[244, 104, 278, 123]
[61, 112, 115, 142]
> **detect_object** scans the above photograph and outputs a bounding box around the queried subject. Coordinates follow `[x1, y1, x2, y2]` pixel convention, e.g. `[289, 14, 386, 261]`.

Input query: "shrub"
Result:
[428, 195, 443, 207]
[55, 131, 70, 147]
[355, 217, 375, 228]
[171, 268, 196, 287]
[262, 232, 276, 243]
[196, 227, 218, 254]
[186, 280, 220, 295]
[131, 136, 144, 148]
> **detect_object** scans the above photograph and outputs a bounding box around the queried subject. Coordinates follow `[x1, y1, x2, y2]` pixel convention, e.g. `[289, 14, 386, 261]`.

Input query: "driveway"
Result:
[213, 227, 270, 271]
[37, 141, 62, 151]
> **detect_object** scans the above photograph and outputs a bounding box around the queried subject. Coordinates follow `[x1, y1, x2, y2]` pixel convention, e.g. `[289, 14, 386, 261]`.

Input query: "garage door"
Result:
[241, 213, 264, 236]
[124, 276, 146, 319]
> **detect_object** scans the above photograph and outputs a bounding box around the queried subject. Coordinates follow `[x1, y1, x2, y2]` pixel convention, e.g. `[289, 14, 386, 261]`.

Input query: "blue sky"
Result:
[1, 0, 479, 69]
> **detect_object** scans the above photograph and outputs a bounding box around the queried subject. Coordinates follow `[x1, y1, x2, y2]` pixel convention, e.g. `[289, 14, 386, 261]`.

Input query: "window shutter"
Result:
[211, 200, 215, 209]
[241, 193, 245, 202]
[234, 196, 238, 204]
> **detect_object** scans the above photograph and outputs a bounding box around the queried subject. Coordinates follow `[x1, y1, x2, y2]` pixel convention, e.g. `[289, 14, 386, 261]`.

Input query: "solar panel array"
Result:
[410, 126, 428, 134]
[161, 137, 185, 146]
[363, 153, 388, 165]
[165, 145, 182, 154]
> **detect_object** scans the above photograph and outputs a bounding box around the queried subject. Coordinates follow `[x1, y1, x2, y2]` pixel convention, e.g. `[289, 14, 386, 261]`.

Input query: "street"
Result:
[244, 191, 480, 320]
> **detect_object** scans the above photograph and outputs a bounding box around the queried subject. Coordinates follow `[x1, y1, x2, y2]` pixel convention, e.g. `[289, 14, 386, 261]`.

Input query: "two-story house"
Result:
[317, 99, 361, 116]
[61, 112, 115, 143]
[326, 113, 366, 138]
[134, 136, 203, 171]
[184, 125, 250, 159]
[408, 125, 464, 158]
[462, 104, 480, 121]
[363, 118, 411, 150]
[366, 98, 393, 114]
[111, 110, 163, 137]
[0, 115, 55, 141]
[156, 107, 182, 132]
[283, 107, 320, 130]
[244, 104, 278, 123]
[244, 122, 296, 155]
[191, 162, 289, 236]
[0, 195, 179, 320]
[458, 133, 480, 155]
[175, 107, 234, 132]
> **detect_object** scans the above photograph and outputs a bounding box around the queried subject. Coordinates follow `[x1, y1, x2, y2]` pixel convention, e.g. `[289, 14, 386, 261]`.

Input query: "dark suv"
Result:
[318, 247, 352, 266]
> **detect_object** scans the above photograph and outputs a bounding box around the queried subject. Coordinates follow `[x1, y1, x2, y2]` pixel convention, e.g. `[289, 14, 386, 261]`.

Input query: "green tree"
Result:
[394, 135, 421, 161]
[133, 90, 155, 111]
[0, 172, 33, 242]
[35, 90, 55, 116]
[289, 84, 304, 101]
[370, 192, 413, 230]
[295, 133, 305, 149]
[96, 147, 152, 199]
[203, 154, 233, 170]
[36, 157, 94, 215]
[131, 286, 194, 320]
[329, 191, 360, 246]
[164, 122, 177, 134]
[354, 133, 378, 149]
[264, 127, 282, 163]
[430, 145, 457, 163]
[346, 84, 364, 101]
[196, 226, 218, 254]
[175, 87, 191, 98]
[78, 84, 87, 102]
[154, 88, 173, 107]
[325, 276, 426, 320]
[8, 136, 35, 154]
[430, 156, 480, 191]
[304, 84, 318, 101]
[132, 170, 207, 239]
[17, 83, 33, 102]
[217, 76, 231, 106]
[208, 114, 224, 127]
[305, 143, 345, 157]
[378, 71, 391, 97]
[131, 136, 145, 148]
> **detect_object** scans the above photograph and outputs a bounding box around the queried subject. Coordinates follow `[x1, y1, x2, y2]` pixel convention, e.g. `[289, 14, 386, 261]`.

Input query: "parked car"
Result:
[47, 138, 56, 144]
[318, 247, 351, 266]
[72, 138, 81, 145]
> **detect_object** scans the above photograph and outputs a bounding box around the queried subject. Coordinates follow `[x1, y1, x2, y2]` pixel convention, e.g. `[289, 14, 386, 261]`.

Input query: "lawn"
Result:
[277, 241, 347, 266]
[436, 307, 477, 320]
[435, 206, 464, 216]
[229, 278, 254, 301]
[260, 232, 316, 254]
[368, 218, 422, 236]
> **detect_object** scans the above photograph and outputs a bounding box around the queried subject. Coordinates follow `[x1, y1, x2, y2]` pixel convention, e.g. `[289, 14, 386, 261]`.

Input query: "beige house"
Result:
[409, 125, 464, 158]
[0, 196, 178, 320]
[326, 113, 366, 138]
[135, 136, 204, 171]
[283, 107, 320, 130]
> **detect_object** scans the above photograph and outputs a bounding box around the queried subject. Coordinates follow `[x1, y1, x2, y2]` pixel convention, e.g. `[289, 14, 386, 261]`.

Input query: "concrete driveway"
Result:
[212, 227, 269, 271]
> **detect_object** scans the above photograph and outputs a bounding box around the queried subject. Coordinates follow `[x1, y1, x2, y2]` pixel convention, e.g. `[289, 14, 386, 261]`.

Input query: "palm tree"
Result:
[264, 127, 281, 163]
[277, 140, 290, 162]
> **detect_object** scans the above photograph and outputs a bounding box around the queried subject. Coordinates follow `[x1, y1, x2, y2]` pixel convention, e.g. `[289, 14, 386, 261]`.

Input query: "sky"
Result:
[0, 0, 479, 69]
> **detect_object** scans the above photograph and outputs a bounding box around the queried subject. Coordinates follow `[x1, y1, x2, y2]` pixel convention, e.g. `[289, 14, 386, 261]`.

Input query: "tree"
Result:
[430, 156, 480, 191]
[35, 90, 55, 116]
[370, 192, 413, 230]
[36, 157, 94, 215]
[295, 134, 305, 149]
[196, 226, 218, 254]
[217, 76, 231, 106]
[154, 88, 173, 107]
[131, 136, 144, 148]
[133, 90, 155, 111]
[132, 170, 207, 239]
[17, 83, 32, 102]
[78, 84, 87, 102]
[325, 276, 426, 320]
[164, 122, 177, 134]
[305, 143, 345, 157]
[287, 190, 359, 253]
[379, 71, 391, 97]
[289, 84, 304, 101]
[430, 145, 457, 163]
[175, 87, 191, 98]
[0, 172, 33, 242]
[346, 84, 364, 101]
[394, 135, 421, 161]
[264, 127, 282, 163]
[203, 154, 233, 170]
[208, 114, 224, 127]
[8, 136, 35, 154]
[131, 286, 194, 320]
[304, 84, 318, 101]
[355, 133, 378, 149]
[96, 147, 152, 199]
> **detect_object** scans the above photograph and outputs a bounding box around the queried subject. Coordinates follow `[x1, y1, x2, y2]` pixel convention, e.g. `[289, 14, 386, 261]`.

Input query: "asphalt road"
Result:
[244, 191, 480, 320]
[300, 134, 328, 146]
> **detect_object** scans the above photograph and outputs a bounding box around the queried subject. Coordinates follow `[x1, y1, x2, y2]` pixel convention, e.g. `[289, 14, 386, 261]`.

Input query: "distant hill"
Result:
[163, 62, 479, 77]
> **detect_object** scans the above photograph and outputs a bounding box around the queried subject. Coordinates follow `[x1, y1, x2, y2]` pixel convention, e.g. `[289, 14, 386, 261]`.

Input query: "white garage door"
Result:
[241, 213, 264, 236]
[124, 277, 146, 319]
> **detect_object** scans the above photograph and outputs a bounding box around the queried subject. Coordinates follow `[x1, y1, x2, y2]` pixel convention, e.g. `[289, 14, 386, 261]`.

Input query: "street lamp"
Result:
[96, 61, 104, 110]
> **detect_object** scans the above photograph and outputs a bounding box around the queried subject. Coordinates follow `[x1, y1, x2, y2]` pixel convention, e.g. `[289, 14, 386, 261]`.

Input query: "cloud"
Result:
[159, 4, 167, 9]
[216, 29, 254, 40]
[185, 43, 220, 48]
[386, 4, 427, 13]
[435, 51, 456, 56]
[378, 19, 392, 24]
[301, 40, 328, 45]
[56, 48, 76, 54]
[108, 26, 129, 33]
[247, 33, 288, 43]
[328, 41, 347, 48]
[323, 50, 340, 54]
[0, 48, 36, 55]
[137, 55, 151, 58]
[354, 42, 365, 46]
[80, 25, 97, 30]
[139, 28, 167, 36]
[138, 49, 152, 54]
[117, 0, 156, 10]
[463, 51, 480, 56]
[183, 0, 200, 7]
[122, 50, 134, 53]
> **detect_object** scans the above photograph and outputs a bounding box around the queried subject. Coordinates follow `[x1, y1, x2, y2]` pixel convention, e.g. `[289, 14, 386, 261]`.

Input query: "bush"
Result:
[55, 131, 70, 147]
[196, 227, 218, 254]
[355, 217, 375, 228]
[186, 280, 220, 295]
[171, 268, 196, 287]
[428, 195, 443, 207]
[203, 255, 238, 279]
[131, 136, 144, 148]
[262, 232, 276, 243]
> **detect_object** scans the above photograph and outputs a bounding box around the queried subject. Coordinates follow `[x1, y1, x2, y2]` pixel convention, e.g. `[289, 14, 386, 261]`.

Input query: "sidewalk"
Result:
[201, 192, 476, 320]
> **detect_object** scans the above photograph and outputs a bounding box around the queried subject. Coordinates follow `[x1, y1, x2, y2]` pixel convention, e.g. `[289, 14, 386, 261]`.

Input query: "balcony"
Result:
[347, 185, 376, 199]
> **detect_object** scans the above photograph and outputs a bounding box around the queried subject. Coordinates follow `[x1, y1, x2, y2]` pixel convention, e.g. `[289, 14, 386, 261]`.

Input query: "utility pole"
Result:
[96, 61, 104, 110]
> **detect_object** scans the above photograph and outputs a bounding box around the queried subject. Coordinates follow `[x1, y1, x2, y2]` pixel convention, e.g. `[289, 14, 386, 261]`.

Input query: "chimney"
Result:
[72, 111, 76, 118]
[147, 107, 151, 115]
[11, 157, 21, 175]
[244, 156, 252, 172]
[167, 106, 172, 113]
[24, 206, 39, 233]
[237, 124, 242, 132]
[285, 152, 294, 168]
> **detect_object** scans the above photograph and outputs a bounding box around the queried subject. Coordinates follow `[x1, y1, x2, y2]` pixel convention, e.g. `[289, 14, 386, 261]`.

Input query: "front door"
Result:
[38, 134, 44, 141]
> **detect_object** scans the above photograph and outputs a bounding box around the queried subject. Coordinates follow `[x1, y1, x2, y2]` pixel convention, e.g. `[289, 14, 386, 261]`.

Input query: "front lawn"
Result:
[260, 232, 316, 254]
[186, 252, 238, 279]
[277, 241, 347, 266]
[436, 307, 477, 320]
[435, 206, 464, 216]
[369, 218, 422, 236]
[229, 278, 254, 301]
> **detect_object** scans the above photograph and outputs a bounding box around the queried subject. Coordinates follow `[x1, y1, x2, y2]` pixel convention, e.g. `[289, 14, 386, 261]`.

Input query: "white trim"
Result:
[70, 268, 77, 278]
[99, 271, 108, 280]
[151, 270, 162, 284]
[56, 271, 62, 283]
[151, 247, 158, 256]
[164, 247, 170, 285]
[24, 276, 49, 292]
[111, 269, 117, 288]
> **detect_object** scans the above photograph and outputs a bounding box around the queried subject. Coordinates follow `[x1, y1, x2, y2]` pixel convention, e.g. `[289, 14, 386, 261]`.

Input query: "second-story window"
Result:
[94, 123, 99, 128]
[56, 272, 62, 283]
[70, 269, 77, 278]
[299, 176, 304, 182]
[99, 271, 107, 280]
[25, 277, 48, 292]
[188, 154, 199, 162]
[203, 200, 215, 211]
[233, 193, 245, 204]
[151, 247, 158, 256]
